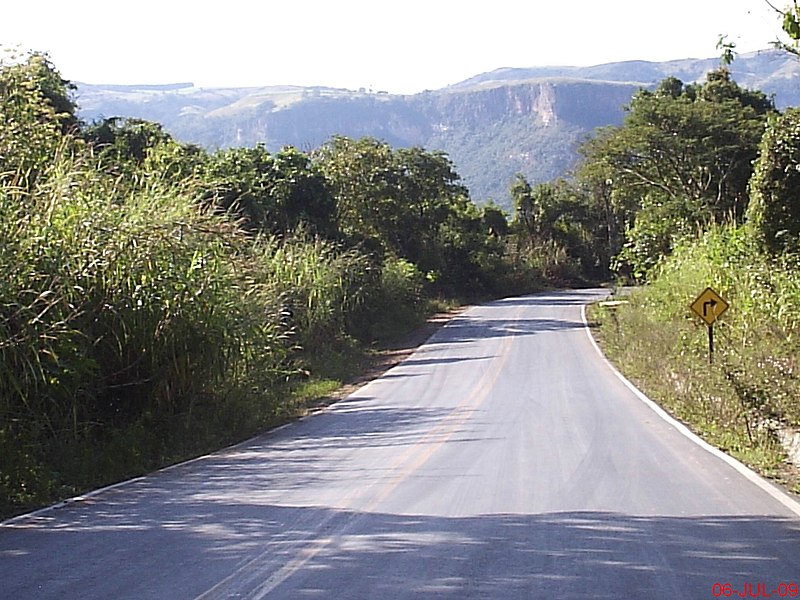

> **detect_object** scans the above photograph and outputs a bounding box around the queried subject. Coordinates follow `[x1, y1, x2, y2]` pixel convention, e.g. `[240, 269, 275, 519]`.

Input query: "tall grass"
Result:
[0, 147, 292, 512]
[593, 223, 800, 487]
[254, 232, 373, 347]
[0, 144, 437, 517]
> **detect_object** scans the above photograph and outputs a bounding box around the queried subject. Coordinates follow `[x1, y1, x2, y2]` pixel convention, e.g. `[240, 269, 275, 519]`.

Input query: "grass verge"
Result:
[0, 302, 462, 522]
[588, 288, 800, 496]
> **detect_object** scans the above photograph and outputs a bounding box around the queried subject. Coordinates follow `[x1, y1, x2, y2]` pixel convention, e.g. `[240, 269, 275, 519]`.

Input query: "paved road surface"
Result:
[2, 290, 799, 599]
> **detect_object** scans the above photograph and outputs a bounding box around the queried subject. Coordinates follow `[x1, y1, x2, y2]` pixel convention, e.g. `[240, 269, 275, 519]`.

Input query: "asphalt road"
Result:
[2, 289, 800, 599]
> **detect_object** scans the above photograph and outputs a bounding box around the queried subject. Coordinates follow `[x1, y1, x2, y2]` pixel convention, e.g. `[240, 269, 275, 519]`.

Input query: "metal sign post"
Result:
[708, 323, 714, 364]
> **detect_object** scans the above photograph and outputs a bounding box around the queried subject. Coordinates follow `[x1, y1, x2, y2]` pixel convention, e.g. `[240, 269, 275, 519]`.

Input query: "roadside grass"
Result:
[0, 288, 446, 522]
[0, 146, 494, 521]
[0, 147, 430, 521]
[588, 224, 800, 494]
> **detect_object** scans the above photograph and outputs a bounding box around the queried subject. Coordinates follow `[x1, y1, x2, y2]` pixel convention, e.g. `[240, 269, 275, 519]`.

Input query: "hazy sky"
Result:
[0, 0, 788, 93]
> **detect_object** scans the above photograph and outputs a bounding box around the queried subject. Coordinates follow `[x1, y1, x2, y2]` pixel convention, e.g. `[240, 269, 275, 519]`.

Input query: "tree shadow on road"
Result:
[4, 495, 799, 600]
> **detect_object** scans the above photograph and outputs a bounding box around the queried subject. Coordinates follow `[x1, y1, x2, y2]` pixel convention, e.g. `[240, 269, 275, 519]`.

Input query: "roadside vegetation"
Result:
[3, 5, 800, 518]
[590, 228, 800, 492]
[584, 27, 800, 493]
[0, 50, 563, 519]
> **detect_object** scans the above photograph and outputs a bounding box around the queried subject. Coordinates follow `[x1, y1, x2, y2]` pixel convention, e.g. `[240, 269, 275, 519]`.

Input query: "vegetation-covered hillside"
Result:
[76, 50, 800, 209]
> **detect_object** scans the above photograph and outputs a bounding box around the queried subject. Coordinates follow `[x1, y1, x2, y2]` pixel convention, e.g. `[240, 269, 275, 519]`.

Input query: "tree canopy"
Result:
[0, 51, 78, 184]
[747, 107, 800, 253]
[578, 68, 774, 278]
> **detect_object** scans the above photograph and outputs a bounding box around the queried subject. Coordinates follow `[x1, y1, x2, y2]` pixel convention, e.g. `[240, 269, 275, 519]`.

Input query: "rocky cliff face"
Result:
[76, 50, 799, 208]
[408, 80, 640, 203]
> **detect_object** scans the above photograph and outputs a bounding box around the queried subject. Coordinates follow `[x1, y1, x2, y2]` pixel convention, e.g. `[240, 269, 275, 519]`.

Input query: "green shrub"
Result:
[0, 147, 293, 513]
[254, 232, 372, 347]
[747, 108, 800, 253]
[346, 256, 426, 342]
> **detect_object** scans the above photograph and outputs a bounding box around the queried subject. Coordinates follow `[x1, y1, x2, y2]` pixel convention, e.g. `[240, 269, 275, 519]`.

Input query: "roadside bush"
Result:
[345, 256, 426, 342]
[747, 108, 800, 253]
[255, 232, 373, 348]
[0, 148, 291, 513]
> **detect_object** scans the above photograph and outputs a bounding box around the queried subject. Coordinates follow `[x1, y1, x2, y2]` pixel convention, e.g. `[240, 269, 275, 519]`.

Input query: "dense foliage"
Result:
[746, 107, 800, 253]
[578, 68, 774, 278]
[508, 175, 608, 283]
[492, 68, 782, 285]
[0, 52, 547, 517]
[584, 34, 800, 489]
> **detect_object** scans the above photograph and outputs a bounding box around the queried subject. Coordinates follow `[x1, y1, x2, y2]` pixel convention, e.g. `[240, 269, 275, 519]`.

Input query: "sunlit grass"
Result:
[590, 224, 800, 493]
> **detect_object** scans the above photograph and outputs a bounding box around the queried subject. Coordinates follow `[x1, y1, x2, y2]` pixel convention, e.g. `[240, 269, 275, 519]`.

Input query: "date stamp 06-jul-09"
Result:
[712, 583, 799, 598]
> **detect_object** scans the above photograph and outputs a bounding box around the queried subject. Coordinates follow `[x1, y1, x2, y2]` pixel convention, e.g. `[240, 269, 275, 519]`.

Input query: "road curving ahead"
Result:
[2, 290, 799, 599]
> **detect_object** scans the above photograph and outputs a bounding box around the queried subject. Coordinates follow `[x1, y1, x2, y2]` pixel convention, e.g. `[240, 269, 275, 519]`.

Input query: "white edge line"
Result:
[581, 302, 800, 518]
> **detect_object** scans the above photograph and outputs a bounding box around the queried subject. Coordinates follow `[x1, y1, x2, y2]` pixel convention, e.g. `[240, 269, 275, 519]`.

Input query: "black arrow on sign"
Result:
[703, 299, 717, 317]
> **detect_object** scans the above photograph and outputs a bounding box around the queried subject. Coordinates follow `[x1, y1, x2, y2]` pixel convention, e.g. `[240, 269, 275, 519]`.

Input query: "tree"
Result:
[202, 145, 335, 235]
[482, 202, 509, 238]
[265, 147, 336, 235]
[0, 51, 78, 183]
[392, 146, 469, 270]
[313, 136, 400, 250]
[717, 35, 738, 67]
[510, 174, 537, 233]
[746, 108, 800, 253]
[83, 117, 175, 164]
[578, 70, 774, 278]
[508, 174, 609, 280]
[314, 136, 470, 271]
[313, 135, 515, 293]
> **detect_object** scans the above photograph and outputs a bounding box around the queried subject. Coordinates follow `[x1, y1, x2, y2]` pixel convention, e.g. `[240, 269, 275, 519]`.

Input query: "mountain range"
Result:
[75, 49, 800, 209]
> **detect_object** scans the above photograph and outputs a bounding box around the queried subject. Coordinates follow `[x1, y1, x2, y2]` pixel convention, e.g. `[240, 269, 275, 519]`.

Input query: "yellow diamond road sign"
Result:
[690, 287, 729, 326]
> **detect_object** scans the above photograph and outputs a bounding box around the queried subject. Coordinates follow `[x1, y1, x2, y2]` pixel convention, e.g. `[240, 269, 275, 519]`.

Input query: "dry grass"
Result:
[590, 225, 800, 493]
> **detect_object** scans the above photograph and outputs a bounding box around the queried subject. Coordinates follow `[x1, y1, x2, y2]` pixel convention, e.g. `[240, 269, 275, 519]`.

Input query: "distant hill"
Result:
[75, 50, 800, 209]
[451, 50, 800, 98]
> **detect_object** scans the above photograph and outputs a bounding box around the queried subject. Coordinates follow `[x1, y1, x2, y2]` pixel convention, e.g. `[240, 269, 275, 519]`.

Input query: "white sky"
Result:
[0, 0, 789, 93]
